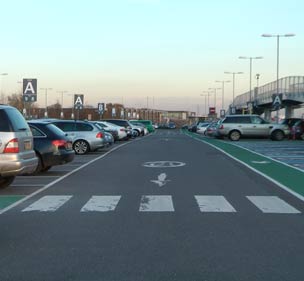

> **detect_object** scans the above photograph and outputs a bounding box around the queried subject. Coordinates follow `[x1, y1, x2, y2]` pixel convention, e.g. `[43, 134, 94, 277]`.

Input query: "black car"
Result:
[28, 121, 75, 173]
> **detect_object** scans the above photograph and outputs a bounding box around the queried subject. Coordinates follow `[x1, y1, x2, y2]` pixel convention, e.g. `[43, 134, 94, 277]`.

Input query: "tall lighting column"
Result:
[262, 33, 295, 122]
[40, 87, 53, 118]
[57, 90, 68, 118]
[200, 94, 208, 116]
[215, 80, 230, 112]
[224, 71, 243, 107]
[238, 56, 263, 113]
[208, 87, 221, 109]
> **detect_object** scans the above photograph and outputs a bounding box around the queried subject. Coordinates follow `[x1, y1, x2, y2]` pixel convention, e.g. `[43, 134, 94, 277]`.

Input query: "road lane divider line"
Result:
[22, 195, 73, 212]
[80, 196, 121, 212]
[139, 195, 175, 212]
[247, 196, 301, 214]
[183, 131, 304, 203]
[195, 195, 237, 213]
[0, 141, 133, 215]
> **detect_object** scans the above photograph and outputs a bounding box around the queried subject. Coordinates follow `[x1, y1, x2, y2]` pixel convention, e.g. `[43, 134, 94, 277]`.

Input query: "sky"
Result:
[0, 0, 303, 114]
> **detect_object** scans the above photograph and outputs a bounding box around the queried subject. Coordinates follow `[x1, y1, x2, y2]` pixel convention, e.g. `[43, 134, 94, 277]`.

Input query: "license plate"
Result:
[66, 142, 72, 150]
[24, 141, 32, 150]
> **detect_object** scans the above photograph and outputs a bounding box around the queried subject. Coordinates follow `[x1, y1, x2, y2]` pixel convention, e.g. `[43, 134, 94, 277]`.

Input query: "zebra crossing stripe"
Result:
[22, 196, 72, 212]
[139, 195, 174, 212]
[247, 196, 301, 214]
[195, 196, 237, 212]
[81, 196, 121, 212]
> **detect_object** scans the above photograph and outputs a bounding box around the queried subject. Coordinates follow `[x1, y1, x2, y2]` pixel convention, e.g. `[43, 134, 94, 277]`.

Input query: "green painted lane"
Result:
[0, 196, 25, 210]
[183, 130, 304, 198]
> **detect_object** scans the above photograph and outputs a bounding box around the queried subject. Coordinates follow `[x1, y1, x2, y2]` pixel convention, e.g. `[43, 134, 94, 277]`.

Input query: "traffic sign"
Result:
[74, 95, 84, 110]
[23, 79, 37, 102]
[220, 109, 225, 118]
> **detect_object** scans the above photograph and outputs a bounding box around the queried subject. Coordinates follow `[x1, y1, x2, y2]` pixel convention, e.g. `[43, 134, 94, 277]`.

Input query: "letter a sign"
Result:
[272, 94, 282, 110]
[74, 94, 84, 110]
[23, 79, 37, 102]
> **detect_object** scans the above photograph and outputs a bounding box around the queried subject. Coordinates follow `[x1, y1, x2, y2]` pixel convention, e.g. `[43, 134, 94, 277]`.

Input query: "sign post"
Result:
[97, 103, 105, 120]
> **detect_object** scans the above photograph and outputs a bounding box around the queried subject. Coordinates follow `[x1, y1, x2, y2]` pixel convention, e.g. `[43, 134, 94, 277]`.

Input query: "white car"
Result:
[96, 121, 128, 140]
[196, 122, 210, 135]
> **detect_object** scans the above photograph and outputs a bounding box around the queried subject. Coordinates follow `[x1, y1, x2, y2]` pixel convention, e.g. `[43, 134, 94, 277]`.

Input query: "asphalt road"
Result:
[1, 130, 304, 281]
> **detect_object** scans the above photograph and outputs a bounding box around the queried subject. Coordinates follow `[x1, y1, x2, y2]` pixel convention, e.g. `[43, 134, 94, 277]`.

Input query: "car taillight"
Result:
[120, 128, 125, 132]
[52, 139, 67, 148]
[96, 132, 103, 138]
[219, 125, 224, 129]
[4, 138, 19, 153]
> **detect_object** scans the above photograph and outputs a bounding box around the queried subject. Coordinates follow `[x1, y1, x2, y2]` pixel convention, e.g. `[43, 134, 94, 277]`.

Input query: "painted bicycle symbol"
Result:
[143, 161, 186, 168]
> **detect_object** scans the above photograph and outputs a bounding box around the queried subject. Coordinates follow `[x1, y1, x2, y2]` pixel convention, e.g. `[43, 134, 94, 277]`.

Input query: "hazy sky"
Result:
[0, 0, 303, 113]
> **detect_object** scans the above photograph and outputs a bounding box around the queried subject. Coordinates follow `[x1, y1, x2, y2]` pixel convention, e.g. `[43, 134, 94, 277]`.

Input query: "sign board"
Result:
[97, 103, 105, 114]
[231, 106, 236, 115]
[272, 94, 282, 110]
[74, 94, 84, 110]
[23, 79, 37, 102]
[209, 107, 216, 114]
[220, 109, 225, 118]
[112, 107, 116, 117]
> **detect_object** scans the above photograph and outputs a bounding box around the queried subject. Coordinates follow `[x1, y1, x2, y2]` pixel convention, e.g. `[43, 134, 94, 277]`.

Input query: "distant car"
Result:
[91, 121, 119, 141]
[51, 120, 105, 154]
[205, 122, 220, 137]
[129, 120, 154, 133]
[168, 122, 176, 129]
[280, 118, 302, 129]
[217, 115, 290, 141]
[93, 121, 127, 141]
[291, 120, 304, 140]
[0, 105, 38, 188]
[103, 131, 115, 146]
[28, 121, 75, 173]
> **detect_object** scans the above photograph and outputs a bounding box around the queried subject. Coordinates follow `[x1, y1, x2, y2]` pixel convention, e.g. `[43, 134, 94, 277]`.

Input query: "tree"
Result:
[7, 93, 23, 111]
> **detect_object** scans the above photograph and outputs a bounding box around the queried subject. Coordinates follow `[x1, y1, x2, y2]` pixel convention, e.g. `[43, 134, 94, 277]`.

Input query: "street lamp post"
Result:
[262, 33, 295, 122]
[239, 56, 263, 113]
[57, 90, 68, 118]
[0, 73, 8, 104]
[215, 80, 230, 111]
[40, 88, 52, 118]
[200, 94, 208, 116]
[202, 91, 212, 112]
[208, 87, 221, 109]
[224, 72, 243, 107]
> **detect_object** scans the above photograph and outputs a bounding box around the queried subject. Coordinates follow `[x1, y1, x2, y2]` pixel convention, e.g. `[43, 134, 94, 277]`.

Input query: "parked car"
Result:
[188, 123, 197, 132]
[51, 120, 105, 154]
[280, 118, 302, 129]
[217, 114, 290, 141]
[129, 121, 149, 135]
[129, 120, 154, 133]
[205, 122, 221, 137]
[91, 121, 119, 141]
[102, 119, 133, 138]
[28, 121, 75, 173]
[0, 105, 38, 188]
[196, 122, 210, 135]
[291, 120, 304, 140]
[94, 121, 128, 141]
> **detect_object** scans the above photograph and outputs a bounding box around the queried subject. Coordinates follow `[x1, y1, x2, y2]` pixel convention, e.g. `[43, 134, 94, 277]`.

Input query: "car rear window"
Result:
[1, 108, 30, 132]
[76, 123, 94, 131]
[0, 110, 11, 132]
[54, 122, 75, 131]
[46, 124, 66, 136]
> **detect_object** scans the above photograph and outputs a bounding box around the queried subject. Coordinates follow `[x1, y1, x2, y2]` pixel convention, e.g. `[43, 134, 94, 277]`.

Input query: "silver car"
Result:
[0, 105, 38, 188]
[51, 120, 105, 154]
[217, 114, 290, 141]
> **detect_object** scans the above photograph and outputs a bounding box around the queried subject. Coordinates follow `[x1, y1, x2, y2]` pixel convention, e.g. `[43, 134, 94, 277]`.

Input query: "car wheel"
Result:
[73, 140, 90, 155]
[0, 176, 15, 189]
[229, 130, 241, 141]
[271, 130, 284, 141]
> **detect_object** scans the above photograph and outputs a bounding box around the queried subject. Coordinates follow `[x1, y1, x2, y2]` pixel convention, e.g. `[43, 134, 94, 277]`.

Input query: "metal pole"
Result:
[276, 35, 280, 123]
[45, 89, 48, 118]
[232, 73, 235, 106]
[222, 82, 224, 110]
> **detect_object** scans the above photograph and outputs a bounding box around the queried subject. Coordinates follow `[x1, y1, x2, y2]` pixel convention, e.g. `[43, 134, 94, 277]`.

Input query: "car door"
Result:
[249, 116, 270, 137]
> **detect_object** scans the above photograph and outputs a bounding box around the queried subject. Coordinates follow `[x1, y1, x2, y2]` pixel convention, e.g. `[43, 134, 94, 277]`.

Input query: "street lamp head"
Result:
[1, 73, 8, 76]
[262, 34, 273, 37]
[284, 33, 295, 37]
[238, 56, 248, 59]
[254, 56, 263, 59]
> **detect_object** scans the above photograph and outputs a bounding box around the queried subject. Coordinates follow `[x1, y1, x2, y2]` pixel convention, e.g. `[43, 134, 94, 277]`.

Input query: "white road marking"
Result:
[143, 161, 186, 168]
[139, 195, 174, 212]
[195, 196, 236, 212]
[247, 196, 301, 214]
[0, 142, 133, 215]
[251, 161, 270, 164]
[80, 196, 121, 212]
[151, 173, 170, 187]
[22, 195, 72, 212]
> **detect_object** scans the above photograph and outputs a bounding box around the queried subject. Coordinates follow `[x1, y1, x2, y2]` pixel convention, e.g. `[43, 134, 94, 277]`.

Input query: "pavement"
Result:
[0, 130, 304, 281]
